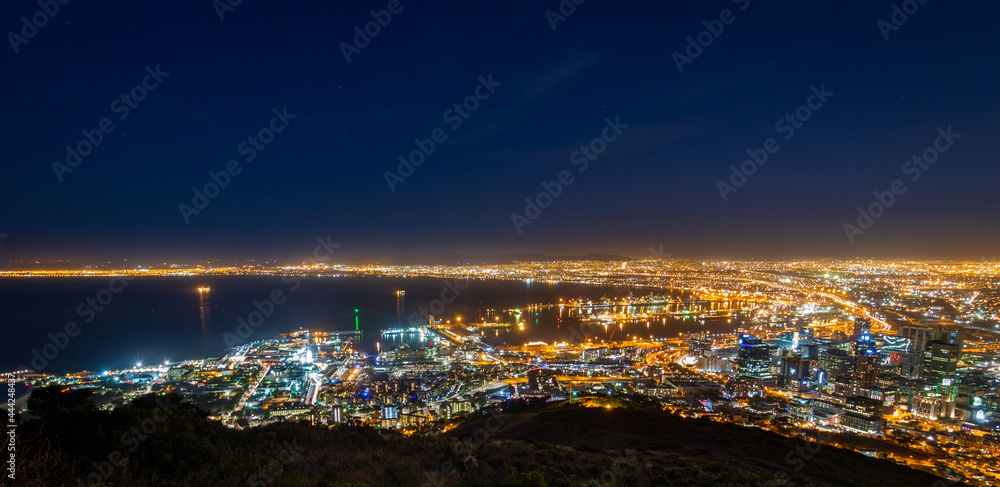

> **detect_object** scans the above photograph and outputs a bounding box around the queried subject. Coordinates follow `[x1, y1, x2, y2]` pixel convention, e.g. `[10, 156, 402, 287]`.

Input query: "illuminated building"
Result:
[923, 340, 961, 392]
[881, 335, 913, 352]
[382, 405, 399, 420]
[898, 325, 961, 351]
[697, 356, 733, 374]
[581, 347, 609, 361]
[851, 335, 880, 395]
[910, 394, 956, 421]
[852, 318, 871, 338]
[735, 334, 773, 381]
[780, 354, 813, 392]
[725, 376, 765, 398]
[841, 396, 884, 435]
[269, 404, 312, 418]
[686, 333, 713, 355]
[818, 348, 851, 388]
[883, 350, 923, 379]
[527, 368, 559, 391]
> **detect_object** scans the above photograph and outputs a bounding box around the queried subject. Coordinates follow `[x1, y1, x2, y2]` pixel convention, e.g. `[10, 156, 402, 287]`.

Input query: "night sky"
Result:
[2, 0, 998, 262]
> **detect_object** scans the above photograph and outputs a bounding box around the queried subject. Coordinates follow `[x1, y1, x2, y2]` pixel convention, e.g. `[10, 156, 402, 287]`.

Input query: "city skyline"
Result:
[5, 256, 1000, 484]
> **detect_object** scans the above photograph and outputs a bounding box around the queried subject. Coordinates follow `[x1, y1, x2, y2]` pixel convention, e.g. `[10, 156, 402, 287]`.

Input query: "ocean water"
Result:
[0, 276, 742, 374]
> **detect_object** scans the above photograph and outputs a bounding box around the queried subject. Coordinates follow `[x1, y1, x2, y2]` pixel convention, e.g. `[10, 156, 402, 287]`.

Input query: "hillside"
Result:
[6, 392, 962, 487]
[450, 405, 959, 486]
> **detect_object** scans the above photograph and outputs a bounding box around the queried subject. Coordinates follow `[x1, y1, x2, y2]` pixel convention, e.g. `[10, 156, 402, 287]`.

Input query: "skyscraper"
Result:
[818, 348, 852, 388]
[736, 334, 773, 380]
[923, 340, 961, 386]
[780, 353, 813, 392]
[842, 396, 884, 435]
[899, 325, 961, 351]
[852, 335, 880, 396]
[852, 318, 871, 338]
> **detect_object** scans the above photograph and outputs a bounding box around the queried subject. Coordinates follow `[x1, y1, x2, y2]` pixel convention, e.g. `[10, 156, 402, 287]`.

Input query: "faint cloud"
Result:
[472, 121, 697, 171]
[523, 50, 607, 102]
[449, 51, 607, 147]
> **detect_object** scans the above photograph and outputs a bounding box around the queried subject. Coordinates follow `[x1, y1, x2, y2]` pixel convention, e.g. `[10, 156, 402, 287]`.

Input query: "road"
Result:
[234, 363, 270, 412]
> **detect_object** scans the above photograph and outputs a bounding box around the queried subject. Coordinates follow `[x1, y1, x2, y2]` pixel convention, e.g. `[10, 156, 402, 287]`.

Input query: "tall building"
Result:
[736, 334, 773, 380]
[884, 349, 923, 379]
[842, 396, 884, 435]
[911, 394, 956, 421]
[818, 348, 852, 388]
[686, 332, 713, 355]
[853, 354, 880, 394]
[923, 340, 961, 387]
[780, 354, 813, 392]
[851, 335, 880, 395]
[899, 325, 961, 351]
[852, 318, 871, 338]
[851, 333, 876, 357]
[881, 335, 913, 352]
[382, 405, 399, 420]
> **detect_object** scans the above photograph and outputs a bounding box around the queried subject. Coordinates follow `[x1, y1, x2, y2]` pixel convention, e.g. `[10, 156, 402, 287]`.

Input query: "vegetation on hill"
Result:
[6, 387, 963, 486]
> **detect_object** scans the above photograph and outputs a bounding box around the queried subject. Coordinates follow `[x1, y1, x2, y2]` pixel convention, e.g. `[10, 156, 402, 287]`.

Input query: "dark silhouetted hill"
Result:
[8, 390, 964, 487]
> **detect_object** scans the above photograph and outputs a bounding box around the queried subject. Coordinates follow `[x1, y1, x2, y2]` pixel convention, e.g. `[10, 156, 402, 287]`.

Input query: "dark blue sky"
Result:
[2, 0, 998, 262]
